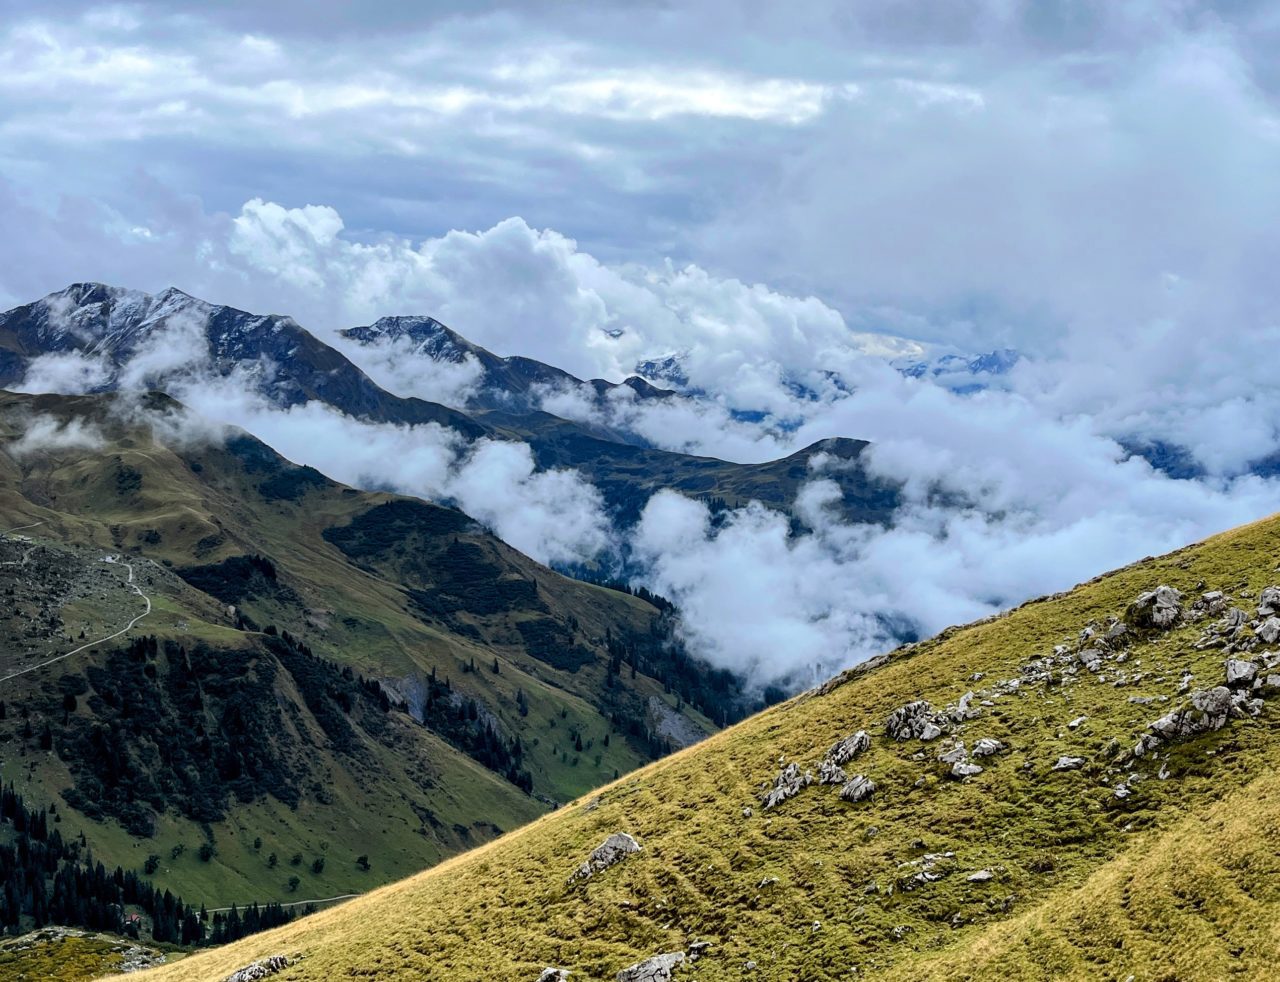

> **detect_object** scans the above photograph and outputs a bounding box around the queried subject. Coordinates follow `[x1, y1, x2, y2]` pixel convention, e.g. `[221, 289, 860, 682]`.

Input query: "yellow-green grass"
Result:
[129, 511, 1280, 981]
[0, 928, 176, 979]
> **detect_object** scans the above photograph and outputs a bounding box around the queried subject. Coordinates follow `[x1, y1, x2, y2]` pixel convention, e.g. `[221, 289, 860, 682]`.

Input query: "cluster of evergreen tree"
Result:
[206, 900, 296, 944]
[0, 782, 197, 941]
[418, 671, 533, 792]
[603, 616, 751, 728]
[0, 783, 298, 946]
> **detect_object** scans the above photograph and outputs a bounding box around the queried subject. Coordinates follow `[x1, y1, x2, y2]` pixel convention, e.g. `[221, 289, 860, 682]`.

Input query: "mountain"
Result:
[0, 389, 747, 913]
[129, 509, 1280, 981]
[341, 314, 677, 418]
[0, 284, 897, 525]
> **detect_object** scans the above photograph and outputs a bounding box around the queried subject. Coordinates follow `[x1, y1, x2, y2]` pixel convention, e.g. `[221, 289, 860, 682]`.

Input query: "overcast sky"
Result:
[5, 1, 1280, 684]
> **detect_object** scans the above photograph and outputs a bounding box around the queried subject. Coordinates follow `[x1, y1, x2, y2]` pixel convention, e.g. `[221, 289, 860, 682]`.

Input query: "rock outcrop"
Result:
[885, 701, 948, 741]
[568, 833, 642, 884]
[617, 952, 684, 982]
[825, 730, 870, 765]
[839, 774, 875, 803]
[1134, 685, 1262, 756]
[1127, 585, 1184, 630]
[224, 956, 289, 982]
[761, 763, 812, 809]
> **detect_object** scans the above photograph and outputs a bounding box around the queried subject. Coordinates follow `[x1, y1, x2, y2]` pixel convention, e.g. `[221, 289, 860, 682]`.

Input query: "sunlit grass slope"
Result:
[130, 511, 1280, 980]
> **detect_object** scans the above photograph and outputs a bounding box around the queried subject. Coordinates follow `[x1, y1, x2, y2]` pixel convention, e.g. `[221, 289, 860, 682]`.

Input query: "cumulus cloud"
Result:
[4, 0, 1280, 689]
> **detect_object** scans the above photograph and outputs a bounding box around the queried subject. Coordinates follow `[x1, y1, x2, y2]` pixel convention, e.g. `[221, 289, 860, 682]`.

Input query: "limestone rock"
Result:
[617, 952, 685, 982]
[967, 870, 995, 882]
[1134, 685, 1258, 756]
[825, 730, 870, 765]
[885, 701, 948, 742]
[1257, 616, 1280, 645]
[1052, 756, 1086, 771]
[568, 832, 642, 884]
[761, 763, 812, 809]
[224, 956, 289, 982]
[971, 737, 1006, 757]
[538, 970, 571, 982]
[1127, 585, 1184, 630]
[1077, 648, 1104, 672]
[839, 774, 876, 803]
[1224, 658, 1258, 688]
[817, 759, 848, 785]
[950, 761, 984, 779]
[1258, 585, 1280, 618]
[1067, 715, 1088, 730]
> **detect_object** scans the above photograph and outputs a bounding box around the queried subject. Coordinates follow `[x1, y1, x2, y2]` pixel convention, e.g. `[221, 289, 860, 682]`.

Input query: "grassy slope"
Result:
[130, 511, 1280, 981]
[0, 390, 717, 908]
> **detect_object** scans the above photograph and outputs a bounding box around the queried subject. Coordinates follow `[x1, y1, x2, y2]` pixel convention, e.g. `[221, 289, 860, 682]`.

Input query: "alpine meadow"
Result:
[2, 2, 1279, 980]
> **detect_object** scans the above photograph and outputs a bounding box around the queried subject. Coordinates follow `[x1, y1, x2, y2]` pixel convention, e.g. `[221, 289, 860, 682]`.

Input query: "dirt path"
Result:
[205, 893, 361, 914]
[0, 554, 152, 686]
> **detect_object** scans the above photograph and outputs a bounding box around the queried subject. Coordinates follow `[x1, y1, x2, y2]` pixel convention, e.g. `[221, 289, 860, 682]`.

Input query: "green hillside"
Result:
[127, 509, 1280, 981]
[0, 390, 739, 915]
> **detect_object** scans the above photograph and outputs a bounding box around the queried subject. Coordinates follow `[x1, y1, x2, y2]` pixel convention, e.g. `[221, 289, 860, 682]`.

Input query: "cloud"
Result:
[8, 413, 106, 455]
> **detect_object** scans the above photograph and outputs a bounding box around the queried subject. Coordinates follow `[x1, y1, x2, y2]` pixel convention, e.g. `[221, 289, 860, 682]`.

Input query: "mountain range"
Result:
[0, 283, 897, 526]
[3, 283, 1277, 980]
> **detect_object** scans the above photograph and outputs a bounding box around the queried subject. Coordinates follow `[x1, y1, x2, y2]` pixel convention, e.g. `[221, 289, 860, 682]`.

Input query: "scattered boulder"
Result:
[896, 852, 957, 891]
[1224, 658, 1258, 688]
[971, 737, 1006, 757]
[538, 971, 570, 982]
[761, 763, 812, 809]
[1257, 616, 1280, 645]
[1077, 648, 1104, 672]
[950, 761, 984, 780]
[839, 775, 876, 803]
[825, 730, 870, 765]
[1067, 715, 1088, 730]
[1127, 585, 1184, 630]
[1189, 591, 1229, 620]
[617, 952, 685, 982]
[1258, 585, 1280, 618]
[967, 870, 995, 882]
[568, 833, 642, 884]
[947, 691, 980, 722]
[1052, 756, 1086, 771]
[224, 957, 289, 982]
[886, 701, 948, 742]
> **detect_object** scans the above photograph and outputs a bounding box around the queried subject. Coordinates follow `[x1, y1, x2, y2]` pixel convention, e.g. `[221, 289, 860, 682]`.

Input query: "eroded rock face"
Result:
[224, 956, 289, 982]
[825, 730, 870, 765]
[816, 759, 847, 785]
[617, 952, 685, 982]
[761, 763, 812, 809]
[568, 832, 642, 884]
[839, 774, 876, 803]
[885, 701, 948, 742]
[1128, 585, 1184, 630]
